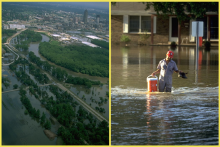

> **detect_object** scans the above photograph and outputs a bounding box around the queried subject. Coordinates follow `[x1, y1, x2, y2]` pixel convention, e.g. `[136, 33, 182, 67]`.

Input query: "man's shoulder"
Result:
[159, 59, 166, 63]
[170, 59, 177, 64]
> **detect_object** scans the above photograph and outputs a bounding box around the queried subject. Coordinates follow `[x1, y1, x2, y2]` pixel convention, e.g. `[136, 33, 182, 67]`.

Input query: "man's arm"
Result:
[151, 69, 161, 77]
[174, 70, 182, 73]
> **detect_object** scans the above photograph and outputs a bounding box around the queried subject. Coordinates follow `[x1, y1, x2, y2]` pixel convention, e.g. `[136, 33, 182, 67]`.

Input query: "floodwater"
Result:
[12, 34, 109, 118]
[2, 65, 59, 145]
[111, 45, 218, 145]
[2, 34, 109, 145]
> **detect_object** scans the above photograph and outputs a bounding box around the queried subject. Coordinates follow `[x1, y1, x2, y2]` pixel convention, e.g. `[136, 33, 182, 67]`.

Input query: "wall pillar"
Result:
[208, 16, 210, 41]
[151, 15, 154, 45]
[178, 22, 181, 45]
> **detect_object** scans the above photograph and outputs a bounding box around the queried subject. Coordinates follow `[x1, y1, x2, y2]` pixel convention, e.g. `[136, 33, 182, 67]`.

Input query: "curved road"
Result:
[2, 44, 19, 66]
[3, 29, 109, 123]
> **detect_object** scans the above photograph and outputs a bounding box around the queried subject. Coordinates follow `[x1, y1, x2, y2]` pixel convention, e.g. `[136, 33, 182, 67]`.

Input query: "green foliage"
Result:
[144, 2, 218, 23]
[120, 34, 131, 43]
[171, 41, 177, 46]
[139, 30, 150, 41]
[91, 39, 109, 50]
[106, 91, 109, 97]
[9, 43, 109, 145]
[44, 119, 51, 130]
[40, 112, 46, 125]
[13, 84, 19, 89]
[16, 30, 42, 51]
[66, 76, 101, 87]
[2, 29, 17, 36]
[2, 77, 10, 88]
[57, 109, 109, 145]
[20, 93, 42, 120]
[24, 109, 28, 115]
[52, 103, 75, 127]
[39, 42, 109, 77]
[2, 37, 8, 43]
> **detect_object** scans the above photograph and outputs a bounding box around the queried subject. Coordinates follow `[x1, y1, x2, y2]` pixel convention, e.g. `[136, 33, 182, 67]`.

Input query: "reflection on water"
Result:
[111, 45, 218, 145]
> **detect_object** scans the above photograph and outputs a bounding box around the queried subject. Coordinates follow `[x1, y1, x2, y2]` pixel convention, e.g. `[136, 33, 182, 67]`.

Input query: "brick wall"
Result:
[111, 15, 191, 45]
[111, 15, 123, 44]
[154, 16, 169, 44]
[111, 15, 151, 45]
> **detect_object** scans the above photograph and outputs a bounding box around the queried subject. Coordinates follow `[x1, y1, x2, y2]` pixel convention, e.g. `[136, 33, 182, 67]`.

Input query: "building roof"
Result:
[86, 35, 101, 39]
[82, 42, 99, 48]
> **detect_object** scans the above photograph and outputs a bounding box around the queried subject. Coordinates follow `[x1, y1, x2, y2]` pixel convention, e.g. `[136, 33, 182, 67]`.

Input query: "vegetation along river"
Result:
[2, 31, 109, 145]
[111, 45, 218, 145]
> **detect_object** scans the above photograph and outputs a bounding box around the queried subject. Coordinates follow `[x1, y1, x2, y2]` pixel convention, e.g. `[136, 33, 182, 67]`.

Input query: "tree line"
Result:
[19, 87, 52, 129]
[15, 30, 42, 51]
[39, 41, 109, 77]
[91, 39, 109, 50]
[29, 51, 102, 88]
[2, 29, 17, 43]
[9, 43, 108, 145]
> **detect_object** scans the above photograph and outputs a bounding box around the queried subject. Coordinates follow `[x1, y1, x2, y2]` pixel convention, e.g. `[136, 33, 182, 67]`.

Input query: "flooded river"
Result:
[111, 45, 218, 145]
[2, 34, 109, 145]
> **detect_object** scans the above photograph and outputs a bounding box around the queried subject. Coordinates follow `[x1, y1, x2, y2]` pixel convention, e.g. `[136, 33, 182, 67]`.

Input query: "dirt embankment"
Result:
[44, 130, 57, 140]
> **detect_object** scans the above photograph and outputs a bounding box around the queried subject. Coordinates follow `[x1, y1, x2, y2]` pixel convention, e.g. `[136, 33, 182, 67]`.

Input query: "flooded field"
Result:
[2, 65, 59, 145]
[111, 45, 218, 145]
[2, 33, 109, 145]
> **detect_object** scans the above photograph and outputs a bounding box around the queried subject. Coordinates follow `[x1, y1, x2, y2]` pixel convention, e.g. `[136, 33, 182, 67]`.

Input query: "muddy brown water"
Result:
[111, 45, 218, 145]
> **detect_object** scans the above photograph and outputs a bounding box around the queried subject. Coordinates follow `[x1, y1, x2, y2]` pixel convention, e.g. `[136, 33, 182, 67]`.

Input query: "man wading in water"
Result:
[151, 51, 183, 92]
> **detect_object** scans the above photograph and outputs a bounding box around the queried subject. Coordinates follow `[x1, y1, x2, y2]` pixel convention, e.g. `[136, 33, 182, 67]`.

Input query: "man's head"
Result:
[166, 51, 174, 61]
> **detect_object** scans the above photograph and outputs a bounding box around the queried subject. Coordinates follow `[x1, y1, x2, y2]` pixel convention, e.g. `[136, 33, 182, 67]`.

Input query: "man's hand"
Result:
[151, 69, 160, 77]
[151, 73, 156, 77]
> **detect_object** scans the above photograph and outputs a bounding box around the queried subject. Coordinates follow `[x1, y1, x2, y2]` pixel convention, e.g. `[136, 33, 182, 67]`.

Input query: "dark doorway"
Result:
[172, 17, 178, 37]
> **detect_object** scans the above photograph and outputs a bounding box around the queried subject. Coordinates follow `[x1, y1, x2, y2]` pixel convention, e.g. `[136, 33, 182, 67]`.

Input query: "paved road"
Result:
[56, 83, 108, 123]
[2, 44, 19, 66]
[6, 28, 27, 44]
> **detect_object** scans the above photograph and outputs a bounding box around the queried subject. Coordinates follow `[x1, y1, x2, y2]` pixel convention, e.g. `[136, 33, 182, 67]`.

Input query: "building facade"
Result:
[111, 2, 218, 45]
[83, 9, 88, 24]
[96, 15, 100, 24]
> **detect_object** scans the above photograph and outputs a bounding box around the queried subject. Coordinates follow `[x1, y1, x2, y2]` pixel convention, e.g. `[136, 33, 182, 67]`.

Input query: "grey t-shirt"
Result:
[157, 59, 178, 85]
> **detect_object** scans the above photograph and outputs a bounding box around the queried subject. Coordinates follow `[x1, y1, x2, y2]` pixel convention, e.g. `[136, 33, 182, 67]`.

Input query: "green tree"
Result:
[41, 112, 46, 125]
[112, 2, 218, 23]
[143, 2, 218, 23]
[13, 84, 19, 89]
[36, 109, 40, 119]
[44, 119, 51, 130]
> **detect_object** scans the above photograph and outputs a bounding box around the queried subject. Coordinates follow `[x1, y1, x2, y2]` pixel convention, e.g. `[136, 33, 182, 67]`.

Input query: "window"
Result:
[129, 16, 151, 33]
[123, 15, 155, 33]
[210, 16, 218, 39]
[129, 16, 139, 32]
[141, 16, 151, 32]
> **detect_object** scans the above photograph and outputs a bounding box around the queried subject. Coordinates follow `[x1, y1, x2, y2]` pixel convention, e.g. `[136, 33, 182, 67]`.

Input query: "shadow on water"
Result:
[111, 45, 218, 145]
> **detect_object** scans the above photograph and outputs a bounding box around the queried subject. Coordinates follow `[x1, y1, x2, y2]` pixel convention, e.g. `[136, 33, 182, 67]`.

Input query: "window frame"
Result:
[128, 15, 152, 34]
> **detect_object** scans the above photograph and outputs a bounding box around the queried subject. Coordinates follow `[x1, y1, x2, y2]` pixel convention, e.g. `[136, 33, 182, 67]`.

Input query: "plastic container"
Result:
[146, 75, 158, 92]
